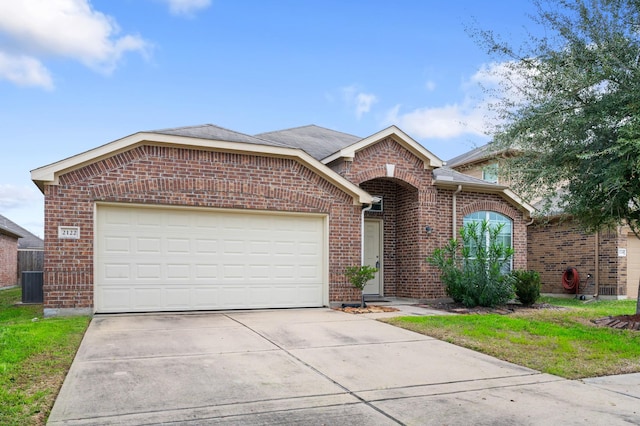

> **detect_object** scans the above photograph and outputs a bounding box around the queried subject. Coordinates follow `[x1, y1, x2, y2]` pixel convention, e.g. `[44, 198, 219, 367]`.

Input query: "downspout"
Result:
[452, 185, 462, 240]
[594, 230, 600, 298]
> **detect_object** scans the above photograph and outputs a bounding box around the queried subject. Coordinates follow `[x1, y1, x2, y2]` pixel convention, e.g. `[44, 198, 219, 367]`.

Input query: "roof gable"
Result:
[31, 125, 373, 205]
[321, 126, 444, 169]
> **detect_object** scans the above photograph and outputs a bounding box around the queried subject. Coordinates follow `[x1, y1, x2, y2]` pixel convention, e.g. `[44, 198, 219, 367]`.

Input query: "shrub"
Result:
[427, 220, 515, 308]
[511, 270, 541, 306]
[344, 265, 378, 308]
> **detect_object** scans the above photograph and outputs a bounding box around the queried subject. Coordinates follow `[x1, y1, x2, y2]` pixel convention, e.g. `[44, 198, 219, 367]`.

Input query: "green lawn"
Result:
[0, 287, 90, 426]
[383, 297, 640, 379]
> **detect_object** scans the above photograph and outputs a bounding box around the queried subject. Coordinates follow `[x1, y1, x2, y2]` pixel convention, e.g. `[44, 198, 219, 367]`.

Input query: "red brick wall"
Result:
[335, 137, 530, 300]
[43, 145, 363, 309]
[526, 221, 626, 295]
[0, 233, 19, 287]
[337, 138, 443, 299]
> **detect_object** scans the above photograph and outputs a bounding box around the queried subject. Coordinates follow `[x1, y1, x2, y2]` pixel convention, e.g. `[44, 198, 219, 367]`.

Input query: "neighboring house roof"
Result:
[256, 125, 361, 160]
[0, 214, 43, 249]
[447, 142, 502, 169]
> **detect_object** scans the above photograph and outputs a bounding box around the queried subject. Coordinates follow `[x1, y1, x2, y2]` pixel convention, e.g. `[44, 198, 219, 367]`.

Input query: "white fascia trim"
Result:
[503, 188, 536, 216]
[321, 125, 444, 168]
[434, 179, 535, 217]
[31, 132, 373, 205]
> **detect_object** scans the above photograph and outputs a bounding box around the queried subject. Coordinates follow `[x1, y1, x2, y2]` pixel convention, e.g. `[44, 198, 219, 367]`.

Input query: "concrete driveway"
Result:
[48, 308, 640, 425]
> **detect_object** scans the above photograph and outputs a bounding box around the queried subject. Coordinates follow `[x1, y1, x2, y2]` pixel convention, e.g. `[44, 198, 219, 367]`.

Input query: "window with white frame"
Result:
[482, 163, 499, 183]
[463, 211, 513, 271]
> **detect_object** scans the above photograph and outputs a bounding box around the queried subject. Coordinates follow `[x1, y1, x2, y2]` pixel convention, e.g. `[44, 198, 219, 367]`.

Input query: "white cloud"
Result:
[355, 93, 377, 118]
[161, 0, 212, 17]
[0, 0, 150, 88]
[385, 102, 488, 139]
[342, 86, 378, 119]
[384, 61, 531, 140]
[0, 184, 41, 209]
[0, 53, 53, 90]
[425, 80, 436, 91]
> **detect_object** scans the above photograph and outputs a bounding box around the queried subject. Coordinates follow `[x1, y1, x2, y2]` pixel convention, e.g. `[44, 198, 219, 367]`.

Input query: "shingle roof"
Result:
[0, 214, 43, 249]
[149, 124, 290, 149]
[433, 167, 505, 186]
[256, 125, 361, 160]
[447, 143, 497, 168]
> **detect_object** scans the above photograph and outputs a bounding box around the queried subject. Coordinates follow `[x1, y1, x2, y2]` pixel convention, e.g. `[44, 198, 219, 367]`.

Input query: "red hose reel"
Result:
[562, 267, 580, 293]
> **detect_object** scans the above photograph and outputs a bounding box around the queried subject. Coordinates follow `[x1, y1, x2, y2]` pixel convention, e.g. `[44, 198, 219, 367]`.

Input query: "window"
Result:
[463, 211, 512, 271]
[482, 164, 499, 183]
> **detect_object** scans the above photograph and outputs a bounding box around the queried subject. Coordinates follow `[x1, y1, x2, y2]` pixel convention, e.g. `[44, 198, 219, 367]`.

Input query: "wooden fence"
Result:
[17, 249, 44, 283]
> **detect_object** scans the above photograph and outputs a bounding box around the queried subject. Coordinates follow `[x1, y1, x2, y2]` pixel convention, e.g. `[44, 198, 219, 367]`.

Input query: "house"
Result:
[31, 124, 533, 316]
[0, 215, 24, 287]
[0, 214, 44, 285]
[448, 144, 638, 300]
[0, 215, 44, 285]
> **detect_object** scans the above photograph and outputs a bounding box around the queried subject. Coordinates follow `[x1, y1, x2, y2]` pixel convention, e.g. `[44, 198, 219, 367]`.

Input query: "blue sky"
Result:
[0, 0, 540, 238]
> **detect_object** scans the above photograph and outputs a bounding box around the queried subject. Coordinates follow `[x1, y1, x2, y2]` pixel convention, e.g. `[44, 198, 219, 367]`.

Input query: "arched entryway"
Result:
[360, 177, 419, 298]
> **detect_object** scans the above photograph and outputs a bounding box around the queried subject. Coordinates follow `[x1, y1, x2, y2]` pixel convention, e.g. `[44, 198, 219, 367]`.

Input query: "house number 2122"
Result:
[58, 226, 80, 239]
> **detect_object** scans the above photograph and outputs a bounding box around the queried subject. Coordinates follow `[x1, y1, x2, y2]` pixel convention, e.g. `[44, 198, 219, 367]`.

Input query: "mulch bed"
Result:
[335, 301, 639, 330]
[592, 314, 640, 331]
[334, 305, 399, 314]
[415, 301, 565, 315]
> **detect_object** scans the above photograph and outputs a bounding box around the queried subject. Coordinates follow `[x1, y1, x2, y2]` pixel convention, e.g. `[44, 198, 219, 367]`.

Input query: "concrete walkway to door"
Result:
[48, 308, 640, 425]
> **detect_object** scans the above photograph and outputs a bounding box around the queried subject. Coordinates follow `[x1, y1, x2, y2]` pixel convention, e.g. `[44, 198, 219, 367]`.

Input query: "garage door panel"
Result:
[104, 263, 130, 280]
[164, 288, 192, 308]
[100, 288, 131, 310]
[166, 264, 190, 280]
[96, 205, 325, 312]
[105, 236, 130, 253]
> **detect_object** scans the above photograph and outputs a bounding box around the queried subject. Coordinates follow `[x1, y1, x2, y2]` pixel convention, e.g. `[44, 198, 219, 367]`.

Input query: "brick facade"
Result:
[331, 137, 529, 299]
[0, 233, 19, 287]
[43, 145, 363, 309]
[41, 134, 533, 312]
[528, 220, 625, 297]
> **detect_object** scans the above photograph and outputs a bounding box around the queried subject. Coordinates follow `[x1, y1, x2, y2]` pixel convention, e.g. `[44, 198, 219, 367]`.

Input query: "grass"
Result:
[383, 296, 640, 379]
[0, 287, 90, 426]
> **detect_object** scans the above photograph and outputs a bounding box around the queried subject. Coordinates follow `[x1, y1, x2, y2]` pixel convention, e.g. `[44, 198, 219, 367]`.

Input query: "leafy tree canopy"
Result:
[475, 0, 640, 235]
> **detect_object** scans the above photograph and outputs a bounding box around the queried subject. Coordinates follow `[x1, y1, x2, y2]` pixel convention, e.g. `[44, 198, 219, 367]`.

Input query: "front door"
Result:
[363, 219, 382, 295]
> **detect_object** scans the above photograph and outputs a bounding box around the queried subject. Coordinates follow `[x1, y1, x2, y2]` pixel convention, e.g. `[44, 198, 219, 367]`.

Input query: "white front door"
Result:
[363, 219, 382, 295]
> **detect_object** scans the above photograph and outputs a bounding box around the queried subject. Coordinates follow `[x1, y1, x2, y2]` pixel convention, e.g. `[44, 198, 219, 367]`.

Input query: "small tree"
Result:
[344, 265, 378, 308]
[428, 220, 515, 308]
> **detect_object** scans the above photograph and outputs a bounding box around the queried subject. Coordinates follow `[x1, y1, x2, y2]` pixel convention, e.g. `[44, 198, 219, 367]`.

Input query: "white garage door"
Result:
[95, 204, 326, 313]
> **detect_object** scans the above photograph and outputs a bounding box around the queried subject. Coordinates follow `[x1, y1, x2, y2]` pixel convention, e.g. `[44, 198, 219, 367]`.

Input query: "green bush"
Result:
[428, 220, 515, 308]
[344, 265, 378, 307]
[511, 270, 541, 306]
